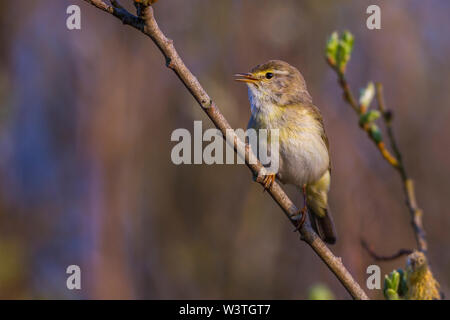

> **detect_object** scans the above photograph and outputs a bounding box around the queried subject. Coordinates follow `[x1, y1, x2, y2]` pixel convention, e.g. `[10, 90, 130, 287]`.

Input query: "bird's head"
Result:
[234, 60, 312, 107]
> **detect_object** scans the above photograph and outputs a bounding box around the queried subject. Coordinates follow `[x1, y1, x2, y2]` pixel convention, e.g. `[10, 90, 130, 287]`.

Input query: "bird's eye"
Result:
[265, 72, 274, 79]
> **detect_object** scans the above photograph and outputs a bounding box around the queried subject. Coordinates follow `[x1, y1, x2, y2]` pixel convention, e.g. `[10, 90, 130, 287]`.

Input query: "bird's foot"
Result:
[292, 206, 307, 232]
[261, 174, 276, 191]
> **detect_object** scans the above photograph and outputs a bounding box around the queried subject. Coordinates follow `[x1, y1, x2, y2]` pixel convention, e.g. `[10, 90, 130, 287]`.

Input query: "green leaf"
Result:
[342, 31, 354, 52]
[326, 32, 339, 65]
[384, 271, 399, 291]
[308, 284, 335, 300]
[397, 269, 408, 297]
[359, 82, 375, 108]
[384, 276, 392, 289]
[385, 288, 400, 300]
[369, 123, 382, 143]
[383, 269, 409, 300]
[325, 31, 355, 73]
[384, 270, 401, 300]
[391, 270, 400, 290]
[359, 110, 381, 126]
[338, 31, 354, 72]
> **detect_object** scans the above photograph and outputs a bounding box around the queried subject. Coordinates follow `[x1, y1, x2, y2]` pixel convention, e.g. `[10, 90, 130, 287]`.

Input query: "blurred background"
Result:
[0, 0, 449, 299]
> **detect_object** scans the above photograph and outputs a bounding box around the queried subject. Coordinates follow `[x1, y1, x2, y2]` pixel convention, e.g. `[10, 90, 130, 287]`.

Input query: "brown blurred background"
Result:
[0, 0, 449, 299]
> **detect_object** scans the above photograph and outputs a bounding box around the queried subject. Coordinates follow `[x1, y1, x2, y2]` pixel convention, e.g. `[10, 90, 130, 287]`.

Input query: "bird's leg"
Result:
[261, 174, 276, 191]
[301, 184, 308, 212]
[293, 184, 308, 231]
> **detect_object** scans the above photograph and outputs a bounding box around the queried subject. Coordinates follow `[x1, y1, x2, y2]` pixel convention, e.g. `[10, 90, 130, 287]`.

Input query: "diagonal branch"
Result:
[82, 0, 369, 300]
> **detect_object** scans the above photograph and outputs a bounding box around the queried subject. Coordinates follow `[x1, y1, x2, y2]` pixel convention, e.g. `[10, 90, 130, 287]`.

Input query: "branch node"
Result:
[165, 57, 174, 69]
[204, 99, 213, 109]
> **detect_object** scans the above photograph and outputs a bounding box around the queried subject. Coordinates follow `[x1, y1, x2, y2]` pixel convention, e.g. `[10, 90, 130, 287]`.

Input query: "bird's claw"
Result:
[292, 206, 307, 232]
[261, 174, 275, 192]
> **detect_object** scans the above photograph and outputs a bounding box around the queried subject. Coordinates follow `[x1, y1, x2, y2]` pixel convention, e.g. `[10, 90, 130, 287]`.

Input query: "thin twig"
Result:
[361, 239, 413, 261]
[327, 58, 428, 255]
[82, 0, 369, 300]
[327, 57, 436, 297]
[327, 60, 399, 167]
[375, 83, 427, 252]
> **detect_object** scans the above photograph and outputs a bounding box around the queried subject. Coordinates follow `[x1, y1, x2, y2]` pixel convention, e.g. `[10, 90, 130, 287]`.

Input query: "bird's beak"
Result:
[234, 73, 259, 84]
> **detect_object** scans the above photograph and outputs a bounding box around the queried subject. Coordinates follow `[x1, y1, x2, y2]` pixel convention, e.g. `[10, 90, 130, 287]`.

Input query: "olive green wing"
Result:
[306, 104, 331, 172]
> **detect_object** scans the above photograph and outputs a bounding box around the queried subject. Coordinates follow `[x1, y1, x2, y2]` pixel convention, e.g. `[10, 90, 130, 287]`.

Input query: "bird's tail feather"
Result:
[308, 206, 337, 245]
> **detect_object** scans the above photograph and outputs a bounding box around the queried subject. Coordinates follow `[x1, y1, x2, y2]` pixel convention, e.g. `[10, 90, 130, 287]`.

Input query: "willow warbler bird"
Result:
[235, 60, 337, 244]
